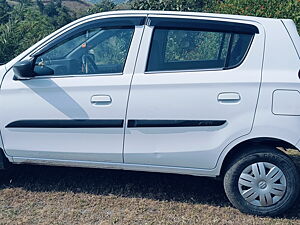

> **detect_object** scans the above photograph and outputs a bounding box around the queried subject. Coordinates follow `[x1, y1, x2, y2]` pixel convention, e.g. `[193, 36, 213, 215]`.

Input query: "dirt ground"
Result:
[0, 150, 300, 225]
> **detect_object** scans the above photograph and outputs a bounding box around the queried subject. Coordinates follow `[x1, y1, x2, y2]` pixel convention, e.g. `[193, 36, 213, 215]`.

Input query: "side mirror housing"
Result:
[13, 59, 36, 80]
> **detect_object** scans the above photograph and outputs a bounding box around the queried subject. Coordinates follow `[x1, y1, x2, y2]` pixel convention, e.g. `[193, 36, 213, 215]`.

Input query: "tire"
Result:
[223, 146, 299, 216]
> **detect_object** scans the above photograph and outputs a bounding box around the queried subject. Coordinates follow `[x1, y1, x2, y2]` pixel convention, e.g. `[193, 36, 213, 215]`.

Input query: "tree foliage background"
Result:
[0, 0, 299, 64]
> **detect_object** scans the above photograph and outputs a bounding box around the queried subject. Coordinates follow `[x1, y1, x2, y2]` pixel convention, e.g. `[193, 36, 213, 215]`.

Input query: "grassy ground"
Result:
[0, 150, 300, 224]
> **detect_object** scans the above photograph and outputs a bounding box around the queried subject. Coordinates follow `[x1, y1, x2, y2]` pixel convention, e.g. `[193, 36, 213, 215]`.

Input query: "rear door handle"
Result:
[91, 95, 112, 105]
[218, 92, 241, 103]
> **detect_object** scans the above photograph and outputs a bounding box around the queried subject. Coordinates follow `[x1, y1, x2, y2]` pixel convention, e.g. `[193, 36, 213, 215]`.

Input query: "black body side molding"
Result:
[127, 120, 227, 128]
[6, 119, 226, 128]
[6, 120, 124, 128]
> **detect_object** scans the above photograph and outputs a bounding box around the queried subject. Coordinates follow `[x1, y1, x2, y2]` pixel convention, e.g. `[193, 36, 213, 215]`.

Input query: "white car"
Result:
[0, 10, 299, 216]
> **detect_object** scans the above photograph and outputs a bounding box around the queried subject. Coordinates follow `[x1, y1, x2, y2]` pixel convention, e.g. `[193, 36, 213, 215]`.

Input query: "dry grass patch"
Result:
[0, 150, 300, 224]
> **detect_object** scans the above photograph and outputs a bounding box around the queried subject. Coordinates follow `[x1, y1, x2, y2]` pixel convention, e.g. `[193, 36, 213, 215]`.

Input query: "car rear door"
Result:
[0, 16, 145, 163]
[124, 16, 265, 169]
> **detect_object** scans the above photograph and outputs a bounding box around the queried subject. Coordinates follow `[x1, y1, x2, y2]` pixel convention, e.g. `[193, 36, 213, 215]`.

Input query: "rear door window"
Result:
[147, 20, 255, 72]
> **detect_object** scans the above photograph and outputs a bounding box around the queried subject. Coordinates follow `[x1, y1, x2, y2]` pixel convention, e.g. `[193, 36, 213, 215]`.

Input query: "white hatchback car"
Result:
[0, 11, 299, 216]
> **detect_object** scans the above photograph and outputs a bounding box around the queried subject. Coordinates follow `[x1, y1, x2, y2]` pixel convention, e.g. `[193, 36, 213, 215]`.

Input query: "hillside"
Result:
[61, 0, 93, 12]
[6, 0, 131, 14]
[7, 0, 94, 13]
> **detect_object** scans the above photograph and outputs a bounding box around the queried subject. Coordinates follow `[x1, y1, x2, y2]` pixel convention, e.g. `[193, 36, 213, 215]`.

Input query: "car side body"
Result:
[0, 10, 299, 216]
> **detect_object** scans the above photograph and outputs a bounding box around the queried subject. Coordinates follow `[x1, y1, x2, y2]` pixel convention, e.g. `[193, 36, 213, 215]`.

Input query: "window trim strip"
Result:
[149, 18, 259, 34]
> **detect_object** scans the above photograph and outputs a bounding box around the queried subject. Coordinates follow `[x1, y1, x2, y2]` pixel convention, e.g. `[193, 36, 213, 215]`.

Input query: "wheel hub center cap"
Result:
[258, 180, 267, 189]
[238, 162, 287, 207]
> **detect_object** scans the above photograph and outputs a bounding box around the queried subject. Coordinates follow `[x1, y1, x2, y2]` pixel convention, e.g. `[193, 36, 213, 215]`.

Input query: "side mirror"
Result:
[13, 59, 55, 80]
[13, 59, 35, 80]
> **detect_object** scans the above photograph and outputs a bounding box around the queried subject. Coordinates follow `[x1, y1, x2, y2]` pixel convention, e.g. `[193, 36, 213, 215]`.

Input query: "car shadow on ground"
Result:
[1, 151, 300, 219]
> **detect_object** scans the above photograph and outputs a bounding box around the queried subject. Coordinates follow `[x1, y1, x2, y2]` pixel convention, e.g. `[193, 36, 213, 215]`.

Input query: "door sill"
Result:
[12, 156, 217, 177]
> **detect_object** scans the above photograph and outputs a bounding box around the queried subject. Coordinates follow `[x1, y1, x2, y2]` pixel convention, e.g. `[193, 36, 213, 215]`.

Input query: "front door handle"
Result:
[218, 92, 241, 103]
[91, 95, 112, 105]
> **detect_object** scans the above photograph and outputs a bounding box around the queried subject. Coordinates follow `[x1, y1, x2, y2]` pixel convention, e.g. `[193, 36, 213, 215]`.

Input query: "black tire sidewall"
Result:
[224, 149, 299, 216]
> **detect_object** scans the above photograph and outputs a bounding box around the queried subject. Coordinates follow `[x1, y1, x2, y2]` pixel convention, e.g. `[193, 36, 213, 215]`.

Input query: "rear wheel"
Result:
[224, 146, 299, 216]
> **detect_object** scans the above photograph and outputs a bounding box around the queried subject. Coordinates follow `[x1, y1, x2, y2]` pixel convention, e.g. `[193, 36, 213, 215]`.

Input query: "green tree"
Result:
[16, 0, 32, 5]
[207, 0, 300, 32]
[1, 0, 299, 64]
[0, 0, 11, 24]
[0, 6, 55, 63]
[85, 0, 116, 15]
[36, 0, 45, 13]
[43, 0, 74, 28]
[130, 0, 208, 11]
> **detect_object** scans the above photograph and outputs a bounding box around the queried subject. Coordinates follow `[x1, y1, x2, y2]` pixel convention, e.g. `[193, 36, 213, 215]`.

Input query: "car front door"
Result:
[0, 16, 145, 163]
[124, 16, 264, 170]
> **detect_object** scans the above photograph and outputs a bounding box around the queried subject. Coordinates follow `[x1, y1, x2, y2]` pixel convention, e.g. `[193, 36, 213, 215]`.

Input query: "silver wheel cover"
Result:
[238, 162, 287, 207]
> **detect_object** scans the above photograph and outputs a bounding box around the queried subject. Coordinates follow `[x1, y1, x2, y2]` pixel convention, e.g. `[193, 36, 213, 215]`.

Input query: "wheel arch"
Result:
[219, 137, 299, 177]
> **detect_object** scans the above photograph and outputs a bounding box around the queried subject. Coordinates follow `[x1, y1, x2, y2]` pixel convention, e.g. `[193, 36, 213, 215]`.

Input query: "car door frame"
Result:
[0, 14, 147, 166]
[123, 15, 265, 171]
